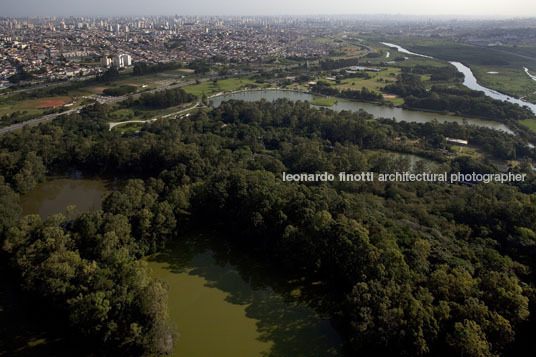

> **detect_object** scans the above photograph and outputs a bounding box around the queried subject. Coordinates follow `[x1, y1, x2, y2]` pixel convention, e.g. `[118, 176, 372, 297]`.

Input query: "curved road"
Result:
[0, 72, 244, 135]
[108, 102, 200, 130]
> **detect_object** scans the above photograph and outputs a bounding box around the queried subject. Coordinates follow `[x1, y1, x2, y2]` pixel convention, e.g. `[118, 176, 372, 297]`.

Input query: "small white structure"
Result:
[446, 137, 468, 145]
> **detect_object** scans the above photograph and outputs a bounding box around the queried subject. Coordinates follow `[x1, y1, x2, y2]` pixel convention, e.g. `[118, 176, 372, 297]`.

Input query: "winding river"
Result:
[211, 90, 513, 133]
[525, 67, 536, 83]
[451, 62, 536, 114]
[381, 42, 536, 115]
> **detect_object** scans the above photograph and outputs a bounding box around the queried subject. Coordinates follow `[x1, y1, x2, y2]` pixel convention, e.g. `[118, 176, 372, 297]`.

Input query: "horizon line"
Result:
[1, 13, 536, 19]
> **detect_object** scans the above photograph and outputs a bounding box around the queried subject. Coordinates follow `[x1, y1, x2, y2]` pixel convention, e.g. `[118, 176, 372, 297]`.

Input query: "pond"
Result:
[146, 233, 344, 357]
[20, 177, 111, 218]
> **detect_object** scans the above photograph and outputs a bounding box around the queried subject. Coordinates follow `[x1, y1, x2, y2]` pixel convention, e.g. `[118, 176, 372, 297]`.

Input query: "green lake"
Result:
[20, 177, 111, 218]
[146, 234, 344, 357]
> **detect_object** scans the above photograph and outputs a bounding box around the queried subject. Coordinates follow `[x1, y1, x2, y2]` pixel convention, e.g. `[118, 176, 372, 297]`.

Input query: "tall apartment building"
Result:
[100, 56, 112, 68]
[112, 54, 132, 68]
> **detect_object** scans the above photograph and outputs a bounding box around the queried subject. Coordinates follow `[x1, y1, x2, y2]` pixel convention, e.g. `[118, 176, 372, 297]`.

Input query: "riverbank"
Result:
[209, 89, 514, 133]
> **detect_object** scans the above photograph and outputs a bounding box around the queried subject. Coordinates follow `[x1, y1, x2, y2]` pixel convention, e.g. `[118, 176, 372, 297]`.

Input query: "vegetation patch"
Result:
[183, 77, 257, 98]
[310, 97, 338, 106]
[519, 118, 536, 133]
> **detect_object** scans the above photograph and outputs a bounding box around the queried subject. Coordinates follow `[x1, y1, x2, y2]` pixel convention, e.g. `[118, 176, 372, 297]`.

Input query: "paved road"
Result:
[0, 72, 247, 135]
[0, 76, 97, 97]
[0, 108, 81, 135]
[108, 102, 200, 130]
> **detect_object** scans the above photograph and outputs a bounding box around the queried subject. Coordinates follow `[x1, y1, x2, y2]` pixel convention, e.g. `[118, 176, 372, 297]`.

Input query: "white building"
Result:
[113, 55, 122, 68]
[120, 54, 132, 67]
[100, 56, 112, 68]
[103, 54, 133, 69]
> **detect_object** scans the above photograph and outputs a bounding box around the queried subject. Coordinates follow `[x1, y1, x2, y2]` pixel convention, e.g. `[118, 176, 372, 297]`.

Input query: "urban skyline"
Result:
[1, 0, 536, 17]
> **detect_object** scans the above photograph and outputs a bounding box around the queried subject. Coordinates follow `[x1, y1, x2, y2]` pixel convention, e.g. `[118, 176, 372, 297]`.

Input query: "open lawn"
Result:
[450, 145, 484, 159]
[310, 97, 339, 107]
[107, 101, 196, 123]
[472, 65, 536, 100]
[333, 46, 367, 59]
[382, 95, 405, 106]
[519, 118, 536, 133]
[335, 67, 401, 92]
[0, 96, 74, 118]
[183, 77, 257, 98]
[15, 96, 73, 109]
[112, 122, 145, 133]
[312, 36, 335, 43]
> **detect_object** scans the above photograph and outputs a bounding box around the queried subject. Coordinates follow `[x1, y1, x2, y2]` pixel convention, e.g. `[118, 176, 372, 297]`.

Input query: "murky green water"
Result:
[20, 177, 110, 218]
[146, 234, 343, 357]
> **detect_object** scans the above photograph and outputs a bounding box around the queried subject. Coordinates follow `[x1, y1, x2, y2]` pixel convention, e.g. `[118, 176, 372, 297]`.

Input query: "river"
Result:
[211, 90, 513, 133]
[525, 67, 536, 82]
[450, 62, 536, 114]
[381, 42, 536, 115]
[380, 42, 434, 59]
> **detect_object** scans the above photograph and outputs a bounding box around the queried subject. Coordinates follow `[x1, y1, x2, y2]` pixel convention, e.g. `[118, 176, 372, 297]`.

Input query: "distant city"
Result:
[1, 15, 536, 87]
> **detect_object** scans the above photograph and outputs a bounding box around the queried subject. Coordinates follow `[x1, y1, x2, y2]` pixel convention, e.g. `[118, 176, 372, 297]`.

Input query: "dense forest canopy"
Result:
[1, 99, 536, 356]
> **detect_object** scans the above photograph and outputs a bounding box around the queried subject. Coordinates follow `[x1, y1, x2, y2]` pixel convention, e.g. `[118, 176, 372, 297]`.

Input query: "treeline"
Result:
[312, 80, 384, 102]
[103, 85, 137, 97]
[132, 62, 184, 76]
[320, 57, 361, 70]
[97, 67, 120, 83]
[385, 74, 533, 121]
[1, 179, 176, 356]
[402, 65, 464, 82]
[139, 87, 197, 108]
[2, 99, 536, 356]
[187, 60, 211, 74]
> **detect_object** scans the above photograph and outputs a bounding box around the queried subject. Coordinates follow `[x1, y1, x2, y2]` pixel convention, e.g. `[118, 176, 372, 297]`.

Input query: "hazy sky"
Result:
[2, 0, 536, 17]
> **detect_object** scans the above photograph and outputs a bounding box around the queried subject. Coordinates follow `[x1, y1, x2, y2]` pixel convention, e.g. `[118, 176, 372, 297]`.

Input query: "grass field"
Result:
[383, 96, 405, 106]
[335, 67, 401, 92]
[85, 75, 164, 94]
[312, 36, 335, 43]
[112, 122, 145, 133]
[472, 65, 536, 99]
[0, 96, 74, 118]
[310, 97, 338, 106]
[450, 145, 484, 159]
[519, 118, 536, 133]
[183, 77, 257, 98]
[107, 101, 196, 122]
[0, 71, 192, 122]
[16, 96, 73, 109]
